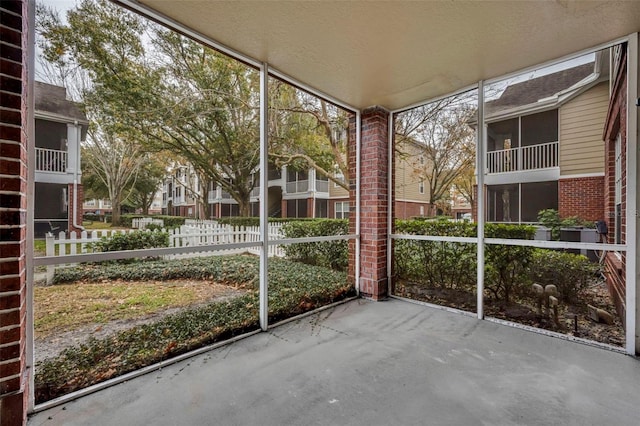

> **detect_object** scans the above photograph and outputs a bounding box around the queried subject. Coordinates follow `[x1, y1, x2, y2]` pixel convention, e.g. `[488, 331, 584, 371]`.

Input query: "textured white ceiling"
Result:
[133, 0, 640, 111]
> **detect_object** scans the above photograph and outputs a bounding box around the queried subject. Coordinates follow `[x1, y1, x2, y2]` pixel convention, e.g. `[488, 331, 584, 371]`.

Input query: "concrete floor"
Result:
[29, 298, 640, 426]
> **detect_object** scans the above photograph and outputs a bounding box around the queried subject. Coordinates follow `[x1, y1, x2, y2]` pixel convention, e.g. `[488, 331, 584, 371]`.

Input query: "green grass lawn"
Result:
[35, 255, 354, 404]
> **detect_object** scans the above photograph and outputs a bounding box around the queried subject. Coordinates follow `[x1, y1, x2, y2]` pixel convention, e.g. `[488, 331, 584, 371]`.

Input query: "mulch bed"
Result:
[394, 278, 625, 347]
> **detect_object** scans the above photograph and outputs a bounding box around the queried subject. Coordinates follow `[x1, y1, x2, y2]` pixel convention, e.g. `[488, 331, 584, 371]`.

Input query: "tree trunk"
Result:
[142, 194, 150, 215]
[203, 202, 212, 220]
[239, 199, 250, 217]
[111, 199, 121, 226]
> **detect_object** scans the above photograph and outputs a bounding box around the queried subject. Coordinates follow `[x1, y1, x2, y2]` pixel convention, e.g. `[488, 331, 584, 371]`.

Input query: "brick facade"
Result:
[349, 108, 391, 300]
[0, 1, 29, 424]
[558, 176, 605, 222]
[603, 44, 628, 326]
[394, 200, 435, 219]
[67, 183, 84, 234]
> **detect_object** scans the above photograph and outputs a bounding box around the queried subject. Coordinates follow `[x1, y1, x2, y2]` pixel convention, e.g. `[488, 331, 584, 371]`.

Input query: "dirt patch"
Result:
[35, 279, 246, 364]
[395, 278, 625, 347]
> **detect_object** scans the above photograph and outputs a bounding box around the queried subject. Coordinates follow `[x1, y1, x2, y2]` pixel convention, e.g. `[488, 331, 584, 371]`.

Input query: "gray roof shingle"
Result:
[486, 62, 594, 115]
[34, 81, 87, 122]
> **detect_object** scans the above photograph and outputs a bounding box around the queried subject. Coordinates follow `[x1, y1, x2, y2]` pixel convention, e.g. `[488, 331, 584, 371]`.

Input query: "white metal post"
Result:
[517, 116, 522, 172]
[26, 0, 36, 411]
[387, 112, 394, 295]
[626, 33, 639, 355]
[259, 63, 269, 331]
[518, 183, 522, 223]
[477, 82, 486, 320]
[355, 111, 361, 294]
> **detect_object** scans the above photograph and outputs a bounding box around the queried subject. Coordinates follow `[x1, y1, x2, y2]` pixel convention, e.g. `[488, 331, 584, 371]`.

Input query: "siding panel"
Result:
[560, 82, 608, 176]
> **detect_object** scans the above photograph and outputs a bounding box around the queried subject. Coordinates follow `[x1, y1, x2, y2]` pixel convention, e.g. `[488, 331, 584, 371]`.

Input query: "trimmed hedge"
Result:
[37, 256, 353, 403]
[282, 219, 349, 271]
[484, 224, 536, 303]
[90, 230, 169, 253]
[394, 221, 537, 303]
[394, 220, 477, 291]
[54, 255, 260, 285]
[214, 217, 320, 227]
[529, 249, 598, 303]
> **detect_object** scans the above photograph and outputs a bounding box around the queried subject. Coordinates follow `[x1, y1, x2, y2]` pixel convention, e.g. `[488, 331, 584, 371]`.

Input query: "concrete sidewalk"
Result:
[29, 298, 640, 425]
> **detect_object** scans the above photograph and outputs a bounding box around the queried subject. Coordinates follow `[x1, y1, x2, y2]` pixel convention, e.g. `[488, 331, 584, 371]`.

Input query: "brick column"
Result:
[68, 183, 84, 234]
[349, 107, 391, 300]
[0, 1, 30, 424]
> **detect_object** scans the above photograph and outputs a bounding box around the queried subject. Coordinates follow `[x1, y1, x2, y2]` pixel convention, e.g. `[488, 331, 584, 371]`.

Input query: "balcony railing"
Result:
[286, 179, 309, 193]
[36, 148, 67, 173]
[486, 141, 558, 174]
[316, 180, 329, 193]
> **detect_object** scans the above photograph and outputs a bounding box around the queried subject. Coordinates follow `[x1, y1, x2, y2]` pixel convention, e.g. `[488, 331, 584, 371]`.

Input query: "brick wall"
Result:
[349, 107, 390, 300]
[0, 1, 29, 424]
[558, 176, 605, 221]
[602, 43, 627, 327]
[394, 200, 434, 219]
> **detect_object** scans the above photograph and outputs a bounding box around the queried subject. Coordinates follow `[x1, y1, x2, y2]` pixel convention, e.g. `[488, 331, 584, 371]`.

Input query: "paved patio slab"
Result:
[29, 298, 640, 425]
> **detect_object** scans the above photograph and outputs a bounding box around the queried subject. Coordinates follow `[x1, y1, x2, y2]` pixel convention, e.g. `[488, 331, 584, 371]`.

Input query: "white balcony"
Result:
[486, 141, 558, 174]
[36, 148, 67, 173]
[316, 180, 329, 193]
[286, 179, 309, 193]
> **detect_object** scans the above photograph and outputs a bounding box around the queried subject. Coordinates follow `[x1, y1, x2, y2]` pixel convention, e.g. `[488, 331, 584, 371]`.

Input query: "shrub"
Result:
[90, 230, 169, 253]
[538, 209, 595, 240]
[37, 256, 354, 403]
[394, 221, 536, 303]
[529, 249, 598, 303]
[54, 255, 259, 285]
[484, 223, 536, 304]
[394, 220, 477, 290]
[145, 223, 165, 232]
[83, 213, 105, 222]
[282, 219, 349, 271]
[118, 214, 145, 227]
[214, 217, 318, 227]
[213, 217, 260, 227]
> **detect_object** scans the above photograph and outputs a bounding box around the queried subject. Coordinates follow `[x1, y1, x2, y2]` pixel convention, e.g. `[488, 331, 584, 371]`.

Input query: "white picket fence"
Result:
[43, 223, 287, 283]
[132, 217, 164, 229]
[171, 223, 285, 258]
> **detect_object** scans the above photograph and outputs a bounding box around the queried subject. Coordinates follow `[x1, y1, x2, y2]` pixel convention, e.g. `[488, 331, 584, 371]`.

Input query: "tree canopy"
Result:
[37, 0, 350, 218]
[395, 93, 477, 211]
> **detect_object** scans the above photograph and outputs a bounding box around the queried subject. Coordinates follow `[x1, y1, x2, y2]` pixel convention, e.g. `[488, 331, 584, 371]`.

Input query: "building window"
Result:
[615, 133, 622, 244]
[287, 169, 308, 182]
[335, 201, 350, 219]
[419, 181, 425, 194]
[315, 199, 328, 218]
[221, 203, 239, 217]
[286, 199, 308, 218]
[487, 181, 557, 223]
